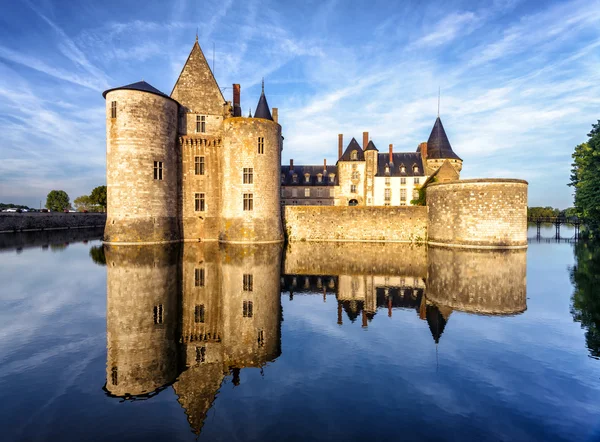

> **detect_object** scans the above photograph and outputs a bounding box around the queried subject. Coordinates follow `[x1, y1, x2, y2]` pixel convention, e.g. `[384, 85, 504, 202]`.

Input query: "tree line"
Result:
[44, 186, 106, 212]
[527, 206, 577, 219]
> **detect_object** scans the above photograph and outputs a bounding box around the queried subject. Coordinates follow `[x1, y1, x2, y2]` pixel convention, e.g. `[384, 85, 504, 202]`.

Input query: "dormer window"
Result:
[413, 165, 419, 173]
[385, 166, 390, 175]
[317, 174, 323, 183]
[304, 173, 310, 183]
[292, 174, 298, 184]
[351, 151, 358, 160]
[400, 164, 406, 174]
[281, 174, 285, 183]
[329, 174, 335, 183]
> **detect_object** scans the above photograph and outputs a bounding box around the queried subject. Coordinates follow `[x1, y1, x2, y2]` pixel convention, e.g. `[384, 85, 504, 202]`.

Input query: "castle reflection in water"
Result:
[103, 242, 527, 435]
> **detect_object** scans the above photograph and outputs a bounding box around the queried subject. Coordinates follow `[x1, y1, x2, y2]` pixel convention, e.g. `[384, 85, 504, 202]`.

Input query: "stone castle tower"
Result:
[102, 38, 283, 244]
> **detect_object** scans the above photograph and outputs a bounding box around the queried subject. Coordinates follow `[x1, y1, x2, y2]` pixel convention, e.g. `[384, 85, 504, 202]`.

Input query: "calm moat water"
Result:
[1, 226, 600, 441]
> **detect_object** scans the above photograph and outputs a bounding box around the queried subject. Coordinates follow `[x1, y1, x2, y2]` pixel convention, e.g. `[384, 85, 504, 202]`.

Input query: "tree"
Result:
[45, 190, 70, 212]
[90, 185, 107, 212]
[570, 121, 600, 233]
[74, 195, 92, 212]
[89, 245, 106, 266]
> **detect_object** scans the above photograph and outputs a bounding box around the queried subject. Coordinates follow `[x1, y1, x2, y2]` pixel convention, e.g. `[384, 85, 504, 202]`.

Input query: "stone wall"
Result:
[104, 89, 180, 244]
[284, 206, 428, 243]
[0, 226, 104, 251]
[427, 179, 528, 248]
[0, 213, 106, 233]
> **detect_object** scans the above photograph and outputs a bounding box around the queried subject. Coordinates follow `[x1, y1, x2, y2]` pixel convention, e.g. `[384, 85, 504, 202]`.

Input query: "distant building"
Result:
[281, 118, 463, 207]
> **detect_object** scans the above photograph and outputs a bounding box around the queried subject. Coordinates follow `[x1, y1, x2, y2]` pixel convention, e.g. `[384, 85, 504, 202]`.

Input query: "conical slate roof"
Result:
[254, 80, 273, 120]
[339, 138, 365, 161]
[102, 81, 175, 102]
[426, 117, 461, 160]
[365, 140, 378, 151]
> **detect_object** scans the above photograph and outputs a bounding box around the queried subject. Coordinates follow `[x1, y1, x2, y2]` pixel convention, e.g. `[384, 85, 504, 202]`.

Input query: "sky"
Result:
[0, 0, 599, 209]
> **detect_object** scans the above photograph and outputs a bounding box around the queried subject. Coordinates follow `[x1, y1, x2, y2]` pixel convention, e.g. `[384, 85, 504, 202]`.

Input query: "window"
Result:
[153, 161, 163, 180]
[305, 188, 310, 197]
[385, 188, 391, 202]
[153, 305, 163, 324]
[401, 177, 406, 185]
[292, 188, 298, 198]
[385, 177, 390, 186]
[258, 329, 264, 347]
[316, 188, 323, 197]
[195, 305, 205, 323]
[195, 193, 205, 212]
[352, 171, 359, 180]
[351, 184, 357, 193]
[257, 137, 264, 154]
[195, 268, 205, 287]
[243, 300, 254, 318]
[243, 168, 254, 184]
[292, 174, 298, 183]
[400, 166, 406, 174]
[317, 174, 323, 183]
[243, 193, 253, 211]
[243, 274, 253, 291]
[414, 177, 420, 185]
[111, 367, 118, 386]
[329, 174, 335, 183]
[413, 190, 419, 199]
[196, 346, 206, 363]
[196, 115, 206, 133]
[110, 101, 117, 118]
[194, 156, 205, 175]
[351, 151, 358, 160]
[413, 166, 419, 173]
[281, 174, 285, 183]
[400, 188, 407, 201]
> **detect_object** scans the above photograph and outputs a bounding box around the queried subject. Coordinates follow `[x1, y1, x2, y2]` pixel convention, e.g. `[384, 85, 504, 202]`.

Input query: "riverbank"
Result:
[0, 212, 106, 233]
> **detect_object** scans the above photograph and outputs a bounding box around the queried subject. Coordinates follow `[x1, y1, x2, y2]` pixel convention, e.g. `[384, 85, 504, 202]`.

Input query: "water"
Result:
[1, 227, 599, 441]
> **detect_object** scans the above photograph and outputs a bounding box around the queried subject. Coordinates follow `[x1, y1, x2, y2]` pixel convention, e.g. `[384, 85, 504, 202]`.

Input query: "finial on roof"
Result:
[196, 28, 198, 42]
[261, 77, 265, 94]
[437, 86, 440, 118]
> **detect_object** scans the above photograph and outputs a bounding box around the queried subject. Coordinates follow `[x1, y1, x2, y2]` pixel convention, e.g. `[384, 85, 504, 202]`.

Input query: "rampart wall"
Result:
[0, 213, 106, 233]
[427, 179, 528, 249]
[283, 206, 428, 243]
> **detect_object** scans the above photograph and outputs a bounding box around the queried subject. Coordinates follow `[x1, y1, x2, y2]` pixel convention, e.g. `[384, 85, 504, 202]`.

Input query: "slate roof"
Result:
[254, 92, 272, 120]
[364, 140, 378, 151]
[339, 138, 364, 161]
[376, 152, 425, 177]
[426, 117, 461, 160]
[102, 81, 177, 103]
[281, 165, 338, 185]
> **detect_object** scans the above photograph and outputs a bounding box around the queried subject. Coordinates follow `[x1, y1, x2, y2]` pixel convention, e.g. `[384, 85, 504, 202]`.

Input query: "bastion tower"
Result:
[102, 38, 283, 244]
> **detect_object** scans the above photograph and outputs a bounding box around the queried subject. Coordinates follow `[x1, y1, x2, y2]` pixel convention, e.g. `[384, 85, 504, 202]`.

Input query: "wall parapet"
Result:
[284, 206, 427, 243]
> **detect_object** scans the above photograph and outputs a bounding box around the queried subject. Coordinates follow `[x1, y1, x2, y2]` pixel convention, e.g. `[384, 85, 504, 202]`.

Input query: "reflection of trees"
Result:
[89, 245, 106, 266]
[570, 241, 600, 358]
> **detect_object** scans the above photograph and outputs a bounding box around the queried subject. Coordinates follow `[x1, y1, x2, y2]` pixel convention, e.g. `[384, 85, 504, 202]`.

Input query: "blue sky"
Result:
[1, 0, 599, 208]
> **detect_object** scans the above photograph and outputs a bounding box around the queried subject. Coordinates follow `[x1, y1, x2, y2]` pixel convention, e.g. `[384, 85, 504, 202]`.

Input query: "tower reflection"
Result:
[103, 241, 526, 434]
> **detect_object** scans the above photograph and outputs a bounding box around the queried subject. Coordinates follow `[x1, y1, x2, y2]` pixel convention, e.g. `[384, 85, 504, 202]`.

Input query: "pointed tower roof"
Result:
[102, 81, 176, 103]
[426, 305, 448, 344]
[365, 140, 378, 151]
[254, 79, 273, 120]
[426, 117, 461, 160]
[339, 138, 365, 161]
[170, 40, 225, 114]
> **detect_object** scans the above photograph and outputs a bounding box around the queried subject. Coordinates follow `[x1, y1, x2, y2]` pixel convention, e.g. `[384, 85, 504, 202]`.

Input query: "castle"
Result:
[103, 39, 528, 249]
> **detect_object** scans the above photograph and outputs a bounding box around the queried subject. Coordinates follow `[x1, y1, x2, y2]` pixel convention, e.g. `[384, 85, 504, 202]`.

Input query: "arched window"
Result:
[351, 151, 358, 160]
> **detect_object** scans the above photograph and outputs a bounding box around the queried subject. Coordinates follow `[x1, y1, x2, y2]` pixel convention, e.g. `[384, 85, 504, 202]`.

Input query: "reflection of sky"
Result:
[1, 238, 600, 441]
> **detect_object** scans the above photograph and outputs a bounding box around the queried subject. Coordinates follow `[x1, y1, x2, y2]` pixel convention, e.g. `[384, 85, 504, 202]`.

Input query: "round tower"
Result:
[219, 83, 283, 243]
[103, 81, 180, 244]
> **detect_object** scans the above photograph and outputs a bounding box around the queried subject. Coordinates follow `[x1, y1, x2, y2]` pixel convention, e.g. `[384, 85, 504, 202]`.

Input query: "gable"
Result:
[170, 41, 225, 115]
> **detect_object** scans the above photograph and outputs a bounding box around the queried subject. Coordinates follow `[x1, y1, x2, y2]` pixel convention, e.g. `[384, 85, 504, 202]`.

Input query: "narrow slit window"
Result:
[153, 161, 163, 180]
[195, 156, 205, 175]
[194, 268, 205, 287]
[243, 274, 253, 291]
[110, 101, 117, 118]
[153, 305, 163, 324]
[243, 168, 254, 184]
[196, 346, 206, 363]
[243, 300, 254, 318]
[194, 193, 205, 212]
[351, 184, 357, 193]
[257, 137, 264, 154]
[257, 329, 264, 347]
[195, 305, 205, 323]
[111, 367, 118, 385]
[243, 193, 253, 211]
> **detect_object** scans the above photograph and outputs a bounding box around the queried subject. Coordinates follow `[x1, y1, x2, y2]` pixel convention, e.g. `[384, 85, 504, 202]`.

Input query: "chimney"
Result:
[419, 141, 428, 161]
[290, 158, 294, 171]
[324, 158, 327, 171]
[389, 144, 393, 164]
[232, 84, 241, 117]
[272, 107, 278, 123]
[363, 131, 369, 150]
[338, 134, 343, 160]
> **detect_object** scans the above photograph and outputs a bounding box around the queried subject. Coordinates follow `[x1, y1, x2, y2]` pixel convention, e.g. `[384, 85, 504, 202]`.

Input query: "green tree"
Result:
[74, 195, 91, 212]
[527, 206, 560, 218]
[45, 190, 70, 212]
[89, 245, 106, 266]
[570, 240, 600, 358]
[570, 121, 600, 233]
[90, 185, 107, 212]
